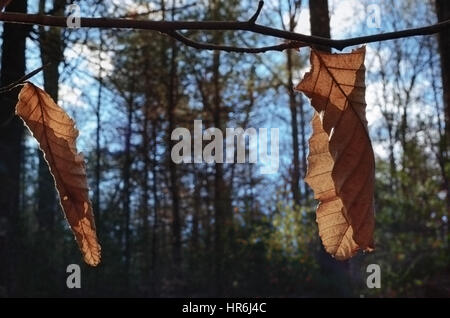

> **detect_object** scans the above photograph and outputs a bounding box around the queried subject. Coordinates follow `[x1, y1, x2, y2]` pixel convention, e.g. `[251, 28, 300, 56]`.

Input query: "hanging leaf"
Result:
[296, 47, 375, 260]
[16, 82, 101, 266]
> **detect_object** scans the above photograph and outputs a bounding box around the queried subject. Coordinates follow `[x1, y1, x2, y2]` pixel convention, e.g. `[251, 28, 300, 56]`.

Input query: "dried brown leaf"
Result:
[296, 47, 375, 260]
[16, 83, 101, 266]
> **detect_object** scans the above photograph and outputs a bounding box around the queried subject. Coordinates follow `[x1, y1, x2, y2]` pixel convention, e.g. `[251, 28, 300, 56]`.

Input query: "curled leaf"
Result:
[16, 82, 101, 266]
[296, 47, 375, 260]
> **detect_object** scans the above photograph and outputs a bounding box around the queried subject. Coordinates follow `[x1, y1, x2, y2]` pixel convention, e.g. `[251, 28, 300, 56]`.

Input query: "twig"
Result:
[0, 63, 49, 93]
[0, 1, 449, 52]
[119, 2, 197, 19]
[249, 0, 264, 24]
[167, 31, 305, 53]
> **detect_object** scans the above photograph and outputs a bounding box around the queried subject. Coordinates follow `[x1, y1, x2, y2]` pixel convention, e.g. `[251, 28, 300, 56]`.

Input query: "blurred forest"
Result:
[0, 0, 449, 297]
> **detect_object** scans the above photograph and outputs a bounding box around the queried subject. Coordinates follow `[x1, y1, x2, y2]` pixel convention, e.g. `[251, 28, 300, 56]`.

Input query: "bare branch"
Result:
[249, 0, 264, 24]
[0, 63, 49, 93]
[0, 2, 449, 52]
[167, 31, 305, 53]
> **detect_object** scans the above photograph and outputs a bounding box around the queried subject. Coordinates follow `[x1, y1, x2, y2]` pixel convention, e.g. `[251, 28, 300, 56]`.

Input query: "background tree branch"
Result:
[0, 1, 449, 52]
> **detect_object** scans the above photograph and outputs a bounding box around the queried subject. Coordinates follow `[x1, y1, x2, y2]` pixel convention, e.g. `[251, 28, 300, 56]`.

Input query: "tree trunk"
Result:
[299, 97, 309, 198]
[95, 31, 104, 229]
[282, 1, 307, 206]
[308, 0, 351, 293]
[192, 171, 200, 250]
[0, 0, 27, 296]
[36, 0, 65, 230]
[209, 0, 234, 296]
[123, 93, 133, 285]
[436, 0, 450, 140]
[140, 54, 153, 293]
[164, 0, 182, 285]
[286, 49, 301, 206]
[309, 0, 331, 53]
[168, 38, 182, 274]
[212, 46, 234, 296]
[151, 122, 159, 296]
[435, 0, 450, 212]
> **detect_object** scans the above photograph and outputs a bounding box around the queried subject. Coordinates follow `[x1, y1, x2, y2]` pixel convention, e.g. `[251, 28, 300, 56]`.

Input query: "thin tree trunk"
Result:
[378, 60, 397, 190]
[308, 0, 351, 293]
[95, 31, 104, 229]
[281, 1, 305, 206]
[212, 47, 227, 296]
[151, 122, 159, 296]
[286, 49, 301, 206]
[0, 0, 27, 296]
[36, 0, 65, 231]
[204, 175, 212, 260]
[209, 0, 234, 296]
[435, 0, 450, 212]
[123, 92, 134, 285]
[141, 103, 150, 290]
[299, 97, 309, 198]
[167, 34, 182, 275]
[140, 54, 155, 294]
[309, 0, 331, 52]
[163, 0, 182, 286]
[436, 0, 450, 141]
[192, 171, 200, 250]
